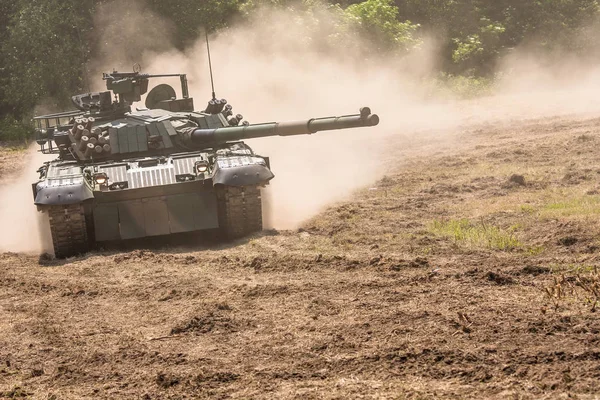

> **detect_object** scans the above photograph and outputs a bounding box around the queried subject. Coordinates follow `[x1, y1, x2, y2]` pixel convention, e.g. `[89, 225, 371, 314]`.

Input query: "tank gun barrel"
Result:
[186, 107, 379, 147]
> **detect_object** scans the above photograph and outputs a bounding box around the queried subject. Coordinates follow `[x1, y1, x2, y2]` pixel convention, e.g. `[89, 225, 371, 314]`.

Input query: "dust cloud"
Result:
[138, 6, 461, 229]
[0, 145, 53, 254]
[490, 51, 600, 119]
[136, 5, 600, 229]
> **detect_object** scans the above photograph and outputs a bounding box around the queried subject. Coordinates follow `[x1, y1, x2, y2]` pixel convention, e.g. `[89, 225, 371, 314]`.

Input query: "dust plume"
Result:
[490, 50, 600, 119]
[0, 145, 53, 254]
[11, 0, 598, 246]
[132, 4, 600, 229]
[137, 5, 458, 229]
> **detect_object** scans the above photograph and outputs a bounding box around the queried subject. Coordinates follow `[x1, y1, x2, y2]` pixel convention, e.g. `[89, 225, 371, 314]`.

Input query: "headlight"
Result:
[195, 161, 209, 174]
[94, 173, 108, 185]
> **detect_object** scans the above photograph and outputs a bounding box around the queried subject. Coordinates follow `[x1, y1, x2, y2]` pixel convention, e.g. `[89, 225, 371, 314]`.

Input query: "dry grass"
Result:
[543, 267, 600, 313]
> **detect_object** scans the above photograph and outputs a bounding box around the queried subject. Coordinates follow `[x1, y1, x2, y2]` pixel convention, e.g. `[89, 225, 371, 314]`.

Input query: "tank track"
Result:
[47, 204, 89, 258]
[216, 185, 263, 239]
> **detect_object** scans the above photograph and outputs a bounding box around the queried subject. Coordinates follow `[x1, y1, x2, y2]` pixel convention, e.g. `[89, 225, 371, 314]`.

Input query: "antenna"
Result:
[205, 30, 216, 101]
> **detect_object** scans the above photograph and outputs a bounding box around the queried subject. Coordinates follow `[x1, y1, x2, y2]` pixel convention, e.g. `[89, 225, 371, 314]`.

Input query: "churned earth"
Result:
[1, 114, 600, 399]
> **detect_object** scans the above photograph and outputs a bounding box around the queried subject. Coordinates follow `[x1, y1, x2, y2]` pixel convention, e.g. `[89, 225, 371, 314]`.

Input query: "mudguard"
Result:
[34, 180, 94, 206]
[212, 163, 274, 187]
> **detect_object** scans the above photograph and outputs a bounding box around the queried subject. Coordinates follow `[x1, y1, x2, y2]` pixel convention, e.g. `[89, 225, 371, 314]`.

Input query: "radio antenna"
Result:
[205, 30, 217, 101]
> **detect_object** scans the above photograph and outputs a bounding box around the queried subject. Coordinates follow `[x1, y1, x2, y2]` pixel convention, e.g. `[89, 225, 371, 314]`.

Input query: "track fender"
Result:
[34, 181, 94, 206]
[212, 164, 274, 187]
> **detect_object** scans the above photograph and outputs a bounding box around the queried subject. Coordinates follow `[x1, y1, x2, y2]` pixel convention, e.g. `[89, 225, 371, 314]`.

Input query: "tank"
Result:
[32, 70, 379, 258]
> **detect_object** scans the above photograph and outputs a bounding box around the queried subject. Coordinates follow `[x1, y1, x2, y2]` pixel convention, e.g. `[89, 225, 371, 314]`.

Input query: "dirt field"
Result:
[2, 115, 600, 399]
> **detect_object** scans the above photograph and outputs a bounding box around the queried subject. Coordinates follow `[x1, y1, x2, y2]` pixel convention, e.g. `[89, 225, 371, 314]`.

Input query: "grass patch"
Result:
[526, 246, 545, 256]
[548, 263, 598, 274]
[541, 196, 600, 217]
[519, 204, 536, 214]
[429, 218, 522, 251]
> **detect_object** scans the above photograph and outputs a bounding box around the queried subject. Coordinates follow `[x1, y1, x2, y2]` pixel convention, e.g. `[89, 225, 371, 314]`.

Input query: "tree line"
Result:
[1, 0, 598, 140]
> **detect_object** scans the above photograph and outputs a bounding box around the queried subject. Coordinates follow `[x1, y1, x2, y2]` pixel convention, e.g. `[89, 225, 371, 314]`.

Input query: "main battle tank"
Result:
[32, 70, 379, 258]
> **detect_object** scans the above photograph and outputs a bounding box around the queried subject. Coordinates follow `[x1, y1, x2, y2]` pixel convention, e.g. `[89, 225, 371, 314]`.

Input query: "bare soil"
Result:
[2, 116, 600, 399]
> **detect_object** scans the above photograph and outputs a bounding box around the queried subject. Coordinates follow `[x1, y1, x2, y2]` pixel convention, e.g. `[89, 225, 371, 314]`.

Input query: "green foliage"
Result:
[0, 116, 33, 142]
[397, 0, 600, 74]
[0, 0, 94, 120]
[541, 195, 600, 217]
[343, 0, 420, 52]
[452, 19, 506, 72]
[1, 0, 599, 140]
[146, 0, 243, 42]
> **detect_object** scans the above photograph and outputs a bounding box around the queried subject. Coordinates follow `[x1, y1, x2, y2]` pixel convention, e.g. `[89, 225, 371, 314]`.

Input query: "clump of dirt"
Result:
[520, 265, 551, 276]
[154, 369, 239, 392]
[508, 174, 526, 186]
[558, 236, 578, 246]
[155, 372, 180, 388]
[193, 370, 239, 386]
[170, 305, 236, 335]
[389, 257, 430, 270]
[37, 253, 53, 265]
[113, 250, 161, 263]
[486, 271, 515, 285]
[246, 256, 267, 270]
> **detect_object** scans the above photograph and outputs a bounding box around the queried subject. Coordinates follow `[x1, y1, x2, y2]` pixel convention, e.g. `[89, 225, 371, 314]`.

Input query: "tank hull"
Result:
[90, 181, 220, 242]
[34, 146, 270, 257]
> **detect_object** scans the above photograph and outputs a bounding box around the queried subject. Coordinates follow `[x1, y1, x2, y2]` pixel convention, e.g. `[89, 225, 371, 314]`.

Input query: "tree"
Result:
[343, 0, 420, 52]
[0, 0, 96, 140]
[146, 0, 244, 44]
